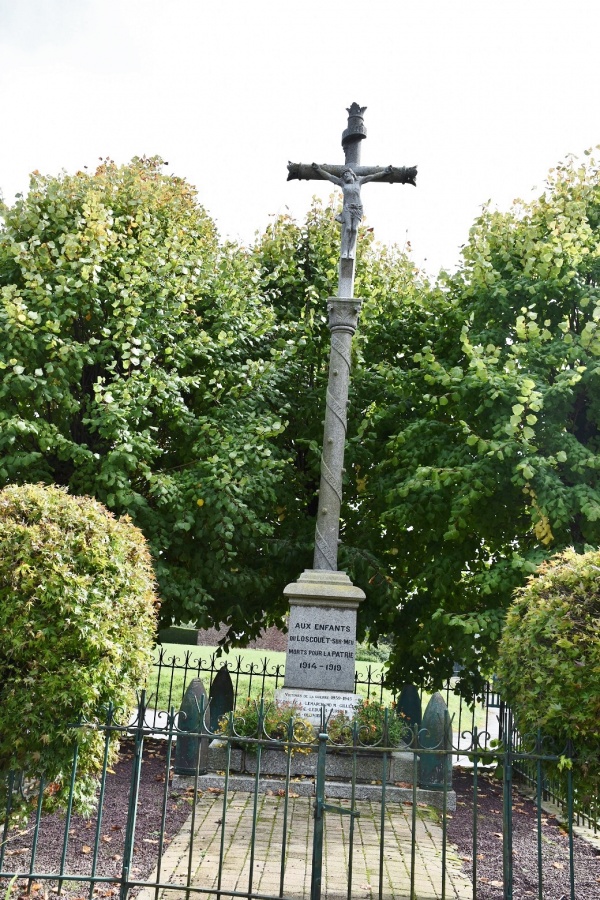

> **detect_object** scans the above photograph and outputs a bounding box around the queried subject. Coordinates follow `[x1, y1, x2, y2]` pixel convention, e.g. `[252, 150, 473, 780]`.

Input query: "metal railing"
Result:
[145, 649, 600, 838]
[1, 694, 593, 900]
[146, 647, 500, 743]
[499, 704, 600, 838]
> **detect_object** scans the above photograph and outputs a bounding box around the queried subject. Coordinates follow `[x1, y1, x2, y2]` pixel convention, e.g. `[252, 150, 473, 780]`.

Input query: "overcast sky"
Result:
[1, 0, 598, 277]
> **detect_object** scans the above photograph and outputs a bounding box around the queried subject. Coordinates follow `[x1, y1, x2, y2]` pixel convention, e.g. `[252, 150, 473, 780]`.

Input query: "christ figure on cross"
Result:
[312, 163, 393, 259]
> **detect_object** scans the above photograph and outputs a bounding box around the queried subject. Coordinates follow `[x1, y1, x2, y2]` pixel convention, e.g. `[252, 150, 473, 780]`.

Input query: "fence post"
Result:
[502, 708, 513, 900]
[120, 692, 146, 900]
[310, 721, 328, 900]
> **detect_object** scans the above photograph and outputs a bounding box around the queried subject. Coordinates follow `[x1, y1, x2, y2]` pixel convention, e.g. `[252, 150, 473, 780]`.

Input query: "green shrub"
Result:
[218, 697, 315, 754]
[355, 632, 392, 664]
[0, 484, 158, 813]
[496, 547, 600, 805]
[327, 697, 403, 747]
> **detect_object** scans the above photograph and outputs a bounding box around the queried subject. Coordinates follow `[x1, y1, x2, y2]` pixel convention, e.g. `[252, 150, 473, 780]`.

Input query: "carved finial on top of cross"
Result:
[342, 103, 367, 154]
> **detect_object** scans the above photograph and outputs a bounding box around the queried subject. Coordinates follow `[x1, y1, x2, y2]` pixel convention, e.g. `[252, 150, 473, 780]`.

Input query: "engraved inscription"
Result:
[284, 604, 357, 692]
[276, 688, 360, 726]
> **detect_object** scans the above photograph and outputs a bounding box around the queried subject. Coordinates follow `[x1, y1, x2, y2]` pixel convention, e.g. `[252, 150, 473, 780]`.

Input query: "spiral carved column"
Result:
[313, 298, 361, 570]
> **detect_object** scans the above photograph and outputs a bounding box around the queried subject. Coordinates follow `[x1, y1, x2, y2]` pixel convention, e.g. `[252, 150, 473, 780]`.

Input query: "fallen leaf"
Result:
[552, 862, 564, 870]
[143, 839, 159, 844]
[490, 881, 503, 888]
[101, 836, 111, 843]
[82, 845, 92, 854]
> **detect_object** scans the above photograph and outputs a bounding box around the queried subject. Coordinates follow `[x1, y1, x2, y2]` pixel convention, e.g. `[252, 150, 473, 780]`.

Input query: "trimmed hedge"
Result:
[497, 547, 600, 804]
[0, 484, 158, 813]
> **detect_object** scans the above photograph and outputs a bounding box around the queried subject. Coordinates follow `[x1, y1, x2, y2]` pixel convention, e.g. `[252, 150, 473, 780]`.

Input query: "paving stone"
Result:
[137, 791, 470, 900]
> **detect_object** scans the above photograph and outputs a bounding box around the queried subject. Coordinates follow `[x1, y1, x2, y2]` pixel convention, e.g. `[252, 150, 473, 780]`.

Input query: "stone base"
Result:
[275, 687, 360, 726]
[207, 742, 416, 783]
[282, 570, 364, 693]
[172, 773, 455, 812]
[172, 742, 454, 811]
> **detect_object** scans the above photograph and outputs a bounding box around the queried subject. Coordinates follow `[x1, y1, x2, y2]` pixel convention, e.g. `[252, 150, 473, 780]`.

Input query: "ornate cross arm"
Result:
[287, 162, 417, 186]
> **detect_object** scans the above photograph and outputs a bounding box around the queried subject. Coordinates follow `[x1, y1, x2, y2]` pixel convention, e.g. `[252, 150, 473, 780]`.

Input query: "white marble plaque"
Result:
[275, 688, 360, 726]
[284, 603, 356, 691]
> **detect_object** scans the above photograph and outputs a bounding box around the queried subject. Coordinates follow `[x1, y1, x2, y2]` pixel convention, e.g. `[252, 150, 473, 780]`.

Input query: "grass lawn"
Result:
[146, 643, 491, 732]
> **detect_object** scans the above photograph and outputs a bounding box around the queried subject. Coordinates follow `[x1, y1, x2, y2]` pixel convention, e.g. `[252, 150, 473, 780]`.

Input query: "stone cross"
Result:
[287, 103, 417, 570]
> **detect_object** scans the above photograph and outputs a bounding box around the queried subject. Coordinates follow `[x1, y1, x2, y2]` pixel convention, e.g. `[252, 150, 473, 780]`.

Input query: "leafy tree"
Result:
[497, 547, 600, 807]
[360, 151, 600, 695]
[0, 158, 292, 634]
[0, 483, 158, 813]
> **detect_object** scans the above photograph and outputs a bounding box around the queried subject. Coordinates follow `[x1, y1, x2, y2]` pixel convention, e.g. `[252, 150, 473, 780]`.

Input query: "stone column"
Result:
[313, 298, 361, 571]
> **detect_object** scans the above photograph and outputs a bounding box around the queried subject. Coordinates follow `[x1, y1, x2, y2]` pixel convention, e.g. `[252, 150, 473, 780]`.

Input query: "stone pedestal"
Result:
[279, 569, 364, 726]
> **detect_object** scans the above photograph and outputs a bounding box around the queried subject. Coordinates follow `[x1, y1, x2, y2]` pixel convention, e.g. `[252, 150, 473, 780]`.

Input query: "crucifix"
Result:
[287, 103, 417, 571]
[278, 105, 417, 721]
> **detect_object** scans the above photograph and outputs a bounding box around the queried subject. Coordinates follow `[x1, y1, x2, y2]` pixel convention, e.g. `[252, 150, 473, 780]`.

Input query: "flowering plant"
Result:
[218, 697, 315, 754]
[327, 697, 404, 747]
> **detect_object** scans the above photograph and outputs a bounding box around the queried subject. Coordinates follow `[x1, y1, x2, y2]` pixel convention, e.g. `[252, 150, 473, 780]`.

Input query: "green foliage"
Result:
[218, 698, 314, 753]
[0, 157, 293, 635]
[496, 547, 600, 805]
[360, 151, 600, 696]
[7, 150, 600, 698]
[0, 483, 158, 813]
[355, 641, 390, 663]
[327, 697, 403, 747]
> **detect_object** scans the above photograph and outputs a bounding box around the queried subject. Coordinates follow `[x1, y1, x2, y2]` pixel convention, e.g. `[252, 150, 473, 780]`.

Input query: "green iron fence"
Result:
[146, 648, 501, 747]
[146, 648, 599, 838]
[2, 694, 597, 900]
